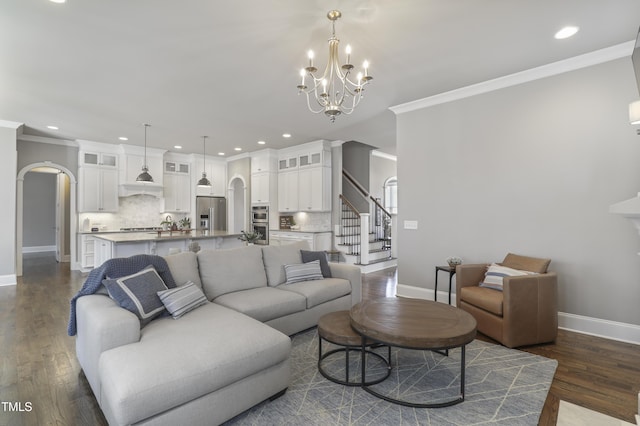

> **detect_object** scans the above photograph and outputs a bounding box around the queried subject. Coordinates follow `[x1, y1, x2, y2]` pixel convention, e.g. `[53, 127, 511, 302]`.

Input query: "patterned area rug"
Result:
[226, 328, 557, 425]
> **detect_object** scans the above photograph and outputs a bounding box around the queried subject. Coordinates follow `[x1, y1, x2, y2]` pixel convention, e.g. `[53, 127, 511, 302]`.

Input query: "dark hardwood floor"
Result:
[1, 254, 638, 425]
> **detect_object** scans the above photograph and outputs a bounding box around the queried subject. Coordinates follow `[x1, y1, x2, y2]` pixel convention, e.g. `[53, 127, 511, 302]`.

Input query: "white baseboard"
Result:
[558, 312, 640, 346]
[0, 274, 17, 286]
[396, 283, 640, 346]
[22, 245, 55, 253]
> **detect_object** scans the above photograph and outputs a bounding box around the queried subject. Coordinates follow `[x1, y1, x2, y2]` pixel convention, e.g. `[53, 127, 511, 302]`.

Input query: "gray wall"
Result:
[369, 155, 397, 204]
[342, 141, 374, 213]
[23, 172, 57, 248]
[17, 140, 78, 174]
[396, 57, 640, 325]
[0, 124, 17, 281]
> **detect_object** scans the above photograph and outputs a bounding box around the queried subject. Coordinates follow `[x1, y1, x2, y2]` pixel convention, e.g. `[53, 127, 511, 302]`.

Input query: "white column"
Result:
[391, 213, 398, 259]
[360, 213, 370, 265]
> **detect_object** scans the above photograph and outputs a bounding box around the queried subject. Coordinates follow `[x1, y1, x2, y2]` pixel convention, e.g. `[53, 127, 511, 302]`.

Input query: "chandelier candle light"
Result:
[297, 10, 373, 122]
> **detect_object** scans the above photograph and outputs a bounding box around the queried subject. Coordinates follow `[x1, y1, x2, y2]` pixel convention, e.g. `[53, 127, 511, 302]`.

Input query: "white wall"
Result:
[395, 57, 640, 326]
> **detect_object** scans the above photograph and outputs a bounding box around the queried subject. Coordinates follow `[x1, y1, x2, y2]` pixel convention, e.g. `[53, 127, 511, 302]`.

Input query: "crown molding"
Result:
[371, 150, 397, 161]
[390, 41, 636, 115]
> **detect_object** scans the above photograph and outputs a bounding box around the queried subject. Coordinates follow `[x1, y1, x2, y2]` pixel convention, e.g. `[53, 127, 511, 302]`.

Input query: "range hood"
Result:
[119, 181, 163, 198]
[609, 192, 640, 236]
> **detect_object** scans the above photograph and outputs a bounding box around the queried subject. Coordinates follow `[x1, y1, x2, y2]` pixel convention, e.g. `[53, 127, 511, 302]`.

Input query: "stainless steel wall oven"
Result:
[251, 205, 269, 245]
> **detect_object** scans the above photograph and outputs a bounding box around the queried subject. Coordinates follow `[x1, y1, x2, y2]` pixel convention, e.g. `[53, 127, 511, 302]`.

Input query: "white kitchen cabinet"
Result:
[269, 231, 332, 251]
[277, 170, 298, 212]
[278, 156, 298, 171]
[251, 172, 273, 204]
[80, 234, 96, 269]
[93, 238, 113, 268]
[251, 149, 277, 173]
[163, 173, 191, 212]
[78, 166, 119, 212]
[298, 166, 331, 212]
[82, 152, 118, 167]
[195, 159, 227, 197]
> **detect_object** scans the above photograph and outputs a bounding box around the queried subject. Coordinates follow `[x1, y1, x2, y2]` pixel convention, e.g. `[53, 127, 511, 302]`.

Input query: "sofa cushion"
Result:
[501, 253, 551, 274]
[102, 265, 168, 326]
[279, 278, 351, 309]
[480, 263, 537, 291]
[98, 303, 291, 426]
[284, 260, 324, 284]
[157, 281, 208, 319]
[261, 241, 309, 286]
[301, 250, 332, 278]
[164, 251, 203, 289]
[213, 287, 306, 322]
[198, 246, 267, 300]
[460, 286, 504, 316]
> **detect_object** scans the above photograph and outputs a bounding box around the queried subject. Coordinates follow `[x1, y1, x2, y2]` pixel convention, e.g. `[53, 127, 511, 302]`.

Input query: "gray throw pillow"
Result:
[300, 250, 332, 278]
[157, 281, 208, 319]
[284, 260, 324, 284]
[103, 265, 168, 326]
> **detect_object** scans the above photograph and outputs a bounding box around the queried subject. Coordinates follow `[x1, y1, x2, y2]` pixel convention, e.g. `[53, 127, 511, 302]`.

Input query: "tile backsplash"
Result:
[79, 195, 188, 231]
[286, 212, 331, 232]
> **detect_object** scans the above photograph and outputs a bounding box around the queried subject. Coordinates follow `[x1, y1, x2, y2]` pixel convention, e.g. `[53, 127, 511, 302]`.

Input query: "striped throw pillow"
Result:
[480, 263, 537, 291]
[157, 281, 208, 319]
[284, 260, 324, 284]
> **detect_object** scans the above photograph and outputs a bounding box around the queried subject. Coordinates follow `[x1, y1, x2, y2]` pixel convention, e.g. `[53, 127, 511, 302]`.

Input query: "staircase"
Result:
[334, 172, 396, 273]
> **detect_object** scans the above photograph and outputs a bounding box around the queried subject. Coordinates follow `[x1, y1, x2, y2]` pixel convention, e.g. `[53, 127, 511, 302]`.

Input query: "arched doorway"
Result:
[227, 175, 247, 234]
[16, 162, 77, 277]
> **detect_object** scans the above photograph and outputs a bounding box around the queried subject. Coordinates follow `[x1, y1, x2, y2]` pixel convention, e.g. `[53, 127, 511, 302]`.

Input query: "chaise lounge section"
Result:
[74, 241, 361, 425]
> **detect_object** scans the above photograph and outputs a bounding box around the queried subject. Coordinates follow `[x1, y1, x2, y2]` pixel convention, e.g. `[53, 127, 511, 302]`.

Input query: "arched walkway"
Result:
[16, 162, 77, 277]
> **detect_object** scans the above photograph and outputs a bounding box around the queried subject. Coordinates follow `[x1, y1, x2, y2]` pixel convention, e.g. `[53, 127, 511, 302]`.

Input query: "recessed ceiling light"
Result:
[218, 152, 225, 156]
[258, 140, 266, 145]
[282, 133, 291, 138]
[174, 145, 182, 149]
[554, 26, 579, 40]
[118, 136, 128, 141]
[234, 147, 242, 151]
[49, 0, 66, 3]
[47, 125, 58, 130]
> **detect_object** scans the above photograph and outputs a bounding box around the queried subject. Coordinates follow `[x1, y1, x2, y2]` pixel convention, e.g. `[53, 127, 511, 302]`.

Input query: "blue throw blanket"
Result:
[67, 254, 176, 336]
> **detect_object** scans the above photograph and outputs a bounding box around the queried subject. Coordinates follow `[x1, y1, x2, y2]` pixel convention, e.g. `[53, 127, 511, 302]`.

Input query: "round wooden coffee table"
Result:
[350, 298, 477, 408]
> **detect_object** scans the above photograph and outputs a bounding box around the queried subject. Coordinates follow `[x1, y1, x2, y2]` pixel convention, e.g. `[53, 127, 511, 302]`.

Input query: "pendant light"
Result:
[197, 135, 212, 187]
[136, 123, 154, 182]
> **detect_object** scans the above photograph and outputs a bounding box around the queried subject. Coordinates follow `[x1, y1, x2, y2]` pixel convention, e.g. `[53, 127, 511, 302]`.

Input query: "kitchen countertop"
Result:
[92, 231, 242, 243]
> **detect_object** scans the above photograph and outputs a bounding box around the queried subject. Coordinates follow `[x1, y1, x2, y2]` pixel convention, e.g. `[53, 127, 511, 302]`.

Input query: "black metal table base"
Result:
[360, 340, 467, 408]
[318, 337, 391, 386]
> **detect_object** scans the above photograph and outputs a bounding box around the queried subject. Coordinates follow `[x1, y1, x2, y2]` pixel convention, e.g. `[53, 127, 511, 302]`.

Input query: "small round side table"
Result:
[317, 310, 390, 386]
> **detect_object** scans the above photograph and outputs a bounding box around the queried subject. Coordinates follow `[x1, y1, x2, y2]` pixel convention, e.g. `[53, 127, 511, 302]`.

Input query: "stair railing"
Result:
[342, 170, 392, 263]
[338, 195, 361, 263]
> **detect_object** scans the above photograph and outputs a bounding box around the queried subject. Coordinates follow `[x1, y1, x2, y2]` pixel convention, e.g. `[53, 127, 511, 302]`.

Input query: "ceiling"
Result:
[2, 0, 639, 156]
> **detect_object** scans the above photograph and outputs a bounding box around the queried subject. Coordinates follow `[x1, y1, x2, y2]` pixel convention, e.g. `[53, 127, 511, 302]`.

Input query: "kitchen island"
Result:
[92, 231, 244, 267]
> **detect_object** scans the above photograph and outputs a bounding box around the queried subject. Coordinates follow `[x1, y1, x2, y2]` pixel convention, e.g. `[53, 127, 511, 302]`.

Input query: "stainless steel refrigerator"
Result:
[196, 196, 227, 232]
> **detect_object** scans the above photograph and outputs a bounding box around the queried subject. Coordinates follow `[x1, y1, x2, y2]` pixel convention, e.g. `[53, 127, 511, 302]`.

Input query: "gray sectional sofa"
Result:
[74, 241, 362, 425]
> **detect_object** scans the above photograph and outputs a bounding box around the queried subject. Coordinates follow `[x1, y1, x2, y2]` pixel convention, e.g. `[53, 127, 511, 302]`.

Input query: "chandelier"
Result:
[297, 10, 373, 122]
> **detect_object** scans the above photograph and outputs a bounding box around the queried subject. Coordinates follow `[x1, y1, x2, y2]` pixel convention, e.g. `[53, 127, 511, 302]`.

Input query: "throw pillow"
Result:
[284, 260, 324, 284]
[103, 265, 168, 326]
[480, 263, 537, 291]
[300, 250, 332, 278]
[157, 281, 208, 319]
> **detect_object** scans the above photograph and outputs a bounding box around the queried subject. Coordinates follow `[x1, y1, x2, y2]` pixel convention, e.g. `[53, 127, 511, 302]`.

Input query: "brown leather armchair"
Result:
[455, 253, 558, 348]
